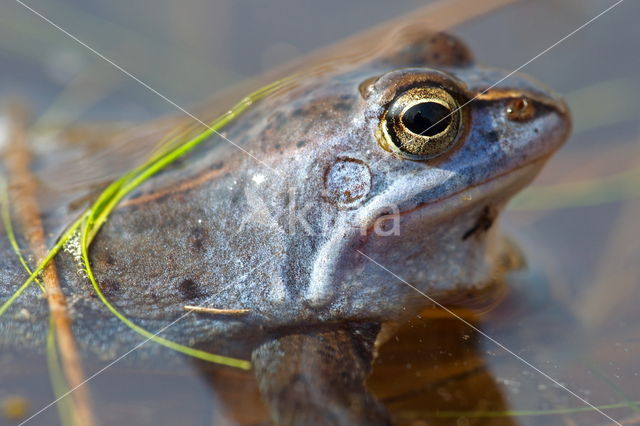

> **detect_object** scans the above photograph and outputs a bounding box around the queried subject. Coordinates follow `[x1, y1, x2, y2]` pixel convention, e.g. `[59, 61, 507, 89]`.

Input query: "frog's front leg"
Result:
[251, 323, 392, 426]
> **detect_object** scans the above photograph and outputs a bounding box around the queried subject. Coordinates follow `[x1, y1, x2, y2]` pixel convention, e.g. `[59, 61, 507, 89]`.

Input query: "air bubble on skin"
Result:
[63, 232, 88, 279]
[252, 174, 266, 185]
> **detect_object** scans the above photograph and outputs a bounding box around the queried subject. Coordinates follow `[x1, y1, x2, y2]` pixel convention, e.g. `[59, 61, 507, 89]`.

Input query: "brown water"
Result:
[1, 0, 639, 425]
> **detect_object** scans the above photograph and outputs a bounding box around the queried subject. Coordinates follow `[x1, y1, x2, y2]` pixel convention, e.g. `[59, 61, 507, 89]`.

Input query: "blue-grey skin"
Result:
[0, 31, 570, 365]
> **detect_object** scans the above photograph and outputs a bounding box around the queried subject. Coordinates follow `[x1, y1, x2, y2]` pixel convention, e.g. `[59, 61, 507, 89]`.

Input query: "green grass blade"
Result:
[0, 180, 45, 291]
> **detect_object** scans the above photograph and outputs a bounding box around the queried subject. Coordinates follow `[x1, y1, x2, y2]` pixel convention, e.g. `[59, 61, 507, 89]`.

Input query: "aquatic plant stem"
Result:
[3, 101, 96, 426]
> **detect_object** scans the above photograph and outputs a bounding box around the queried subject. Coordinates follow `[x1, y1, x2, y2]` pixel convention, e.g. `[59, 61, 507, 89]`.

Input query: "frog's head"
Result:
[299, 31, 571, 319]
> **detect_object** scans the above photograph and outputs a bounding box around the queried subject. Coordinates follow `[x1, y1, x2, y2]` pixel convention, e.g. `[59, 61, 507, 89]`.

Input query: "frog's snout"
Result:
[511, 88, 571, 156]
[467, 68, 572, 161]
[520, 84, 572, 158]
[549, 93, 572, 146]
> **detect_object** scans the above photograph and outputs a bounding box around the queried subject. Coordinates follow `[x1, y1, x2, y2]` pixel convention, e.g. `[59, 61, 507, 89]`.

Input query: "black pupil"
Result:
[402, 102, 452, 136]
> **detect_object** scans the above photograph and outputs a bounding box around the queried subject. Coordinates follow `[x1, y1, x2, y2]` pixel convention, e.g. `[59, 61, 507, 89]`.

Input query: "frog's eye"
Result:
[378, 87, 462, 160]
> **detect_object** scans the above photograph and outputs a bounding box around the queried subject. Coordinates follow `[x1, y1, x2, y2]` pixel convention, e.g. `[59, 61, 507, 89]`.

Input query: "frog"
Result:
[0, 25, 570, 426]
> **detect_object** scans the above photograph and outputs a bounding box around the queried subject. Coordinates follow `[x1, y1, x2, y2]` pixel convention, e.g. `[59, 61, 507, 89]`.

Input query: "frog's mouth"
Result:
[401, 154, 548, 221]
[361, 152, 551, 231]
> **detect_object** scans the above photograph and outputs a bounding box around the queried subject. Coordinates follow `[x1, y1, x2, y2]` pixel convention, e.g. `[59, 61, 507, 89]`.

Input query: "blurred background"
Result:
[0, 0, 639, 424]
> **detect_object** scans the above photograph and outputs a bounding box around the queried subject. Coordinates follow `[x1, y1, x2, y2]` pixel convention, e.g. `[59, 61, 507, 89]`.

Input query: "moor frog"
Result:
[0, 26, 570, 426]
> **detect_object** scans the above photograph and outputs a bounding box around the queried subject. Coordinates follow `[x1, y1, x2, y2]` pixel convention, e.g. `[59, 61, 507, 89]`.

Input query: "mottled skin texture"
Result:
[0, 30, 570, 424]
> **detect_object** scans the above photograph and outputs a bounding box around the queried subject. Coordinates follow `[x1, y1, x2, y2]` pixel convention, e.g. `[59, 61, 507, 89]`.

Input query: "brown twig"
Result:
[4, 101, 96, 426]
[183, 305, 250, 316]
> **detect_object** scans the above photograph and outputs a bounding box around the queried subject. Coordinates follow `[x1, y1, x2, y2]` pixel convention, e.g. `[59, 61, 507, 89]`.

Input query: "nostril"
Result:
[506, 97, 535, 122]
